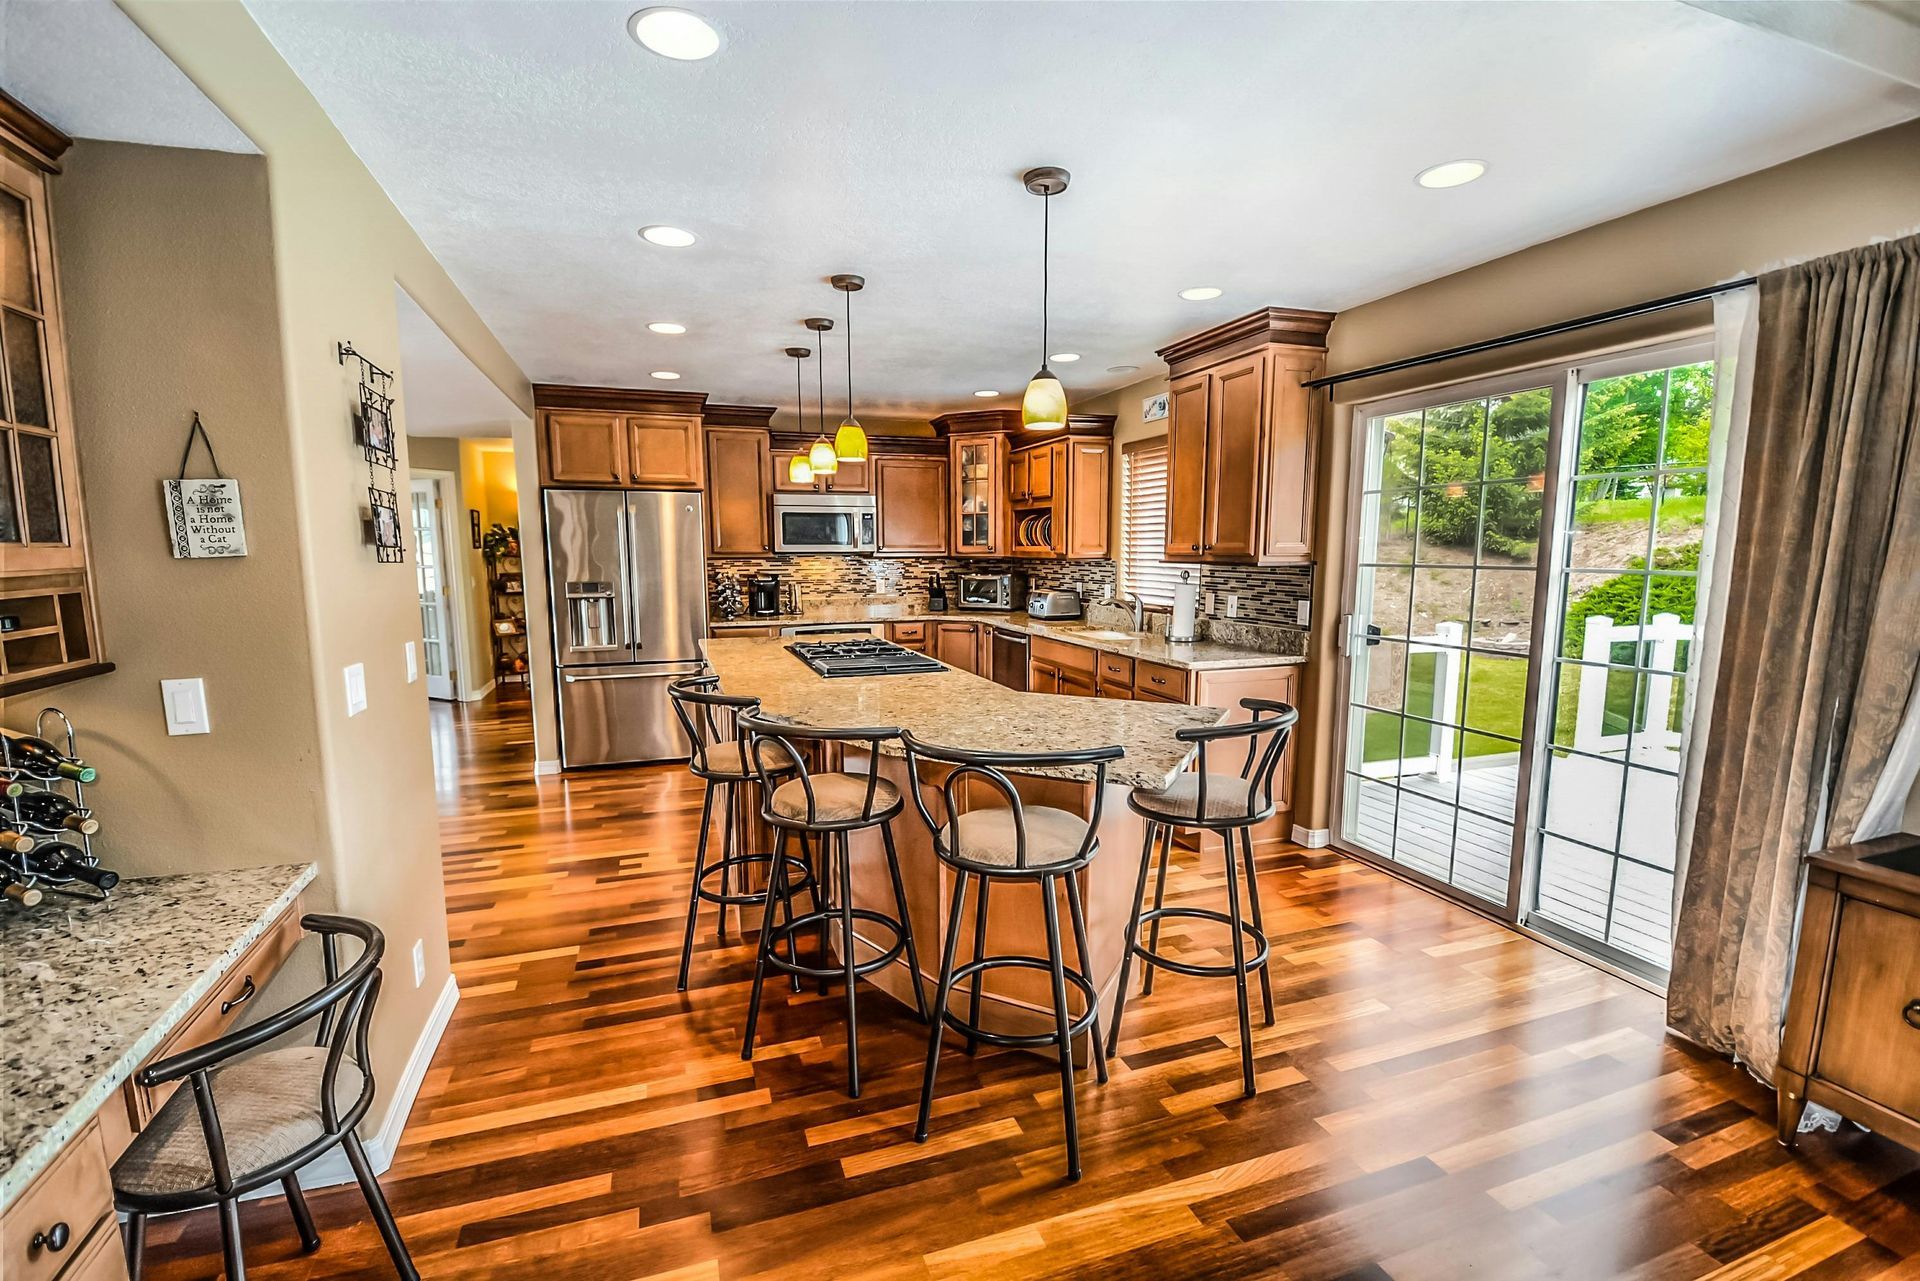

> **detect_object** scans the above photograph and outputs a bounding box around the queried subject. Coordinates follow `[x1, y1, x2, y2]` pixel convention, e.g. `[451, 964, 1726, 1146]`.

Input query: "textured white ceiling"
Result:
[0, 0, 256, 153]
[395, 288, 528, 438]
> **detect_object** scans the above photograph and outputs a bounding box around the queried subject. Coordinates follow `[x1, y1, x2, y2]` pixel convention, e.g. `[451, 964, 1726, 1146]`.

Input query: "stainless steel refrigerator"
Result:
[545, 489, 707, 767]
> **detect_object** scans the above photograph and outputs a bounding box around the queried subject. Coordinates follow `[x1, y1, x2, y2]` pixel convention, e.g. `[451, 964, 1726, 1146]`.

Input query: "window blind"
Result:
[1121, 439, 1184, 606]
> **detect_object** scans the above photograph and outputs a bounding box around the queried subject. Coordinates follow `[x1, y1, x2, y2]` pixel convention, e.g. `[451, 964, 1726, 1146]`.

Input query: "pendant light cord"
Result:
[796, 351, 805, 429]
[1041, 191, 1050, 365]
[844, 287, 855, 420]
[817, 329, 827, 435]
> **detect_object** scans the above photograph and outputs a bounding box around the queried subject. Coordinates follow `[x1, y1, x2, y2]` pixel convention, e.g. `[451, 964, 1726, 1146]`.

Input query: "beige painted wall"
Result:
[1294, 118, 1920, 834]
[405, 435, 492, 702]
[1078, 373, 1172, 558]
[8, 142, 329, 892]
[107, 0, 535, 1135]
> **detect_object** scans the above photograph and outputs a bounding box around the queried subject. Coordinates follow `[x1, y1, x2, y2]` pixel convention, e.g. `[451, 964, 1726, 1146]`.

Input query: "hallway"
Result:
[139, 694, 1920, 1279]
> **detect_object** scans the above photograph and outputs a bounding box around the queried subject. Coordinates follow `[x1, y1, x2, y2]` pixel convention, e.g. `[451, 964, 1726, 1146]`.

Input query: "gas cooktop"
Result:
[787, 638, 946, 679]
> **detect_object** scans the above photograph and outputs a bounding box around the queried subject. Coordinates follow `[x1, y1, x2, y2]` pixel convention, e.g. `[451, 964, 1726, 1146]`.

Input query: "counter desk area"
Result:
[703, 635, 1225, 1049]
[2, 865, 315, 1281]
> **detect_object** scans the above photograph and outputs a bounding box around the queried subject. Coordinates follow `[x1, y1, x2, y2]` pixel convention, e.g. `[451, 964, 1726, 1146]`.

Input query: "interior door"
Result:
[1337, 378, 1561, 916]
[409, 478, 457, 700]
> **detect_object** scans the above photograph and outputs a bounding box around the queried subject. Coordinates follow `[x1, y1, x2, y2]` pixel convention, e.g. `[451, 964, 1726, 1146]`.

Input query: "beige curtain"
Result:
[1668, 234, 1920, 1083]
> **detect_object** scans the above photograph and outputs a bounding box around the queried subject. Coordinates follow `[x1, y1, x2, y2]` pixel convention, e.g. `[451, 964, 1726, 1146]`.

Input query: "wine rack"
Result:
[486, 526, 529, 687]
[2, 707, 117, 907]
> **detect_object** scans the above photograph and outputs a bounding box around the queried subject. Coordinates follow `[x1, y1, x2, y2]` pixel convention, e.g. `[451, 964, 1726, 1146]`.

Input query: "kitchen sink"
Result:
[1068, 629, 1142, 642]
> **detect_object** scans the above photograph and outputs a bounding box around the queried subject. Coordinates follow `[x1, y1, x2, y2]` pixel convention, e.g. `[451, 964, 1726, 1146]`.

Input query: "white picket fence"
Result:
[1574, 612, 1688, 756]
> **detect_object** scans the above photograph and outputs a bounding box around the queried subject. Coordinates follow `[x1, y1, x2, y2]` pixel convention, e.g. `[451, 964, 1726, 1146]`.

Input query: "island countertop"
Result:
[0, 862, 316, 1211]
[703, 636, 1221, 789]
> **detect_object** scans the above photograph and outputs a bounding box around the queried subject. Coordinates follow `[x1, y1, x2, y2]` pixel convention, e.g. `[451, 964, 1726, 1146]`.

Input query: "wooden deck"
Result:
[133, 692, 1919, 1280]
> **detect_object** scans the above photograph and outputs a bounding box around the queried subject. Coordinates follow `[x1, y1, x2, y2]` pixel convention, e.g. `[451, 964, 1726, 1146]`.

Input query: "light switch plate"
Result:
[405, 641, 418, 683]
[1296, 599, 1311, 627]
[1226, 594, 1240, 619]
[1203, 591, 1216, 614]
[160, 678, 211, 736]
[344, 663, 368, 716]
[412, 938, 426, 988]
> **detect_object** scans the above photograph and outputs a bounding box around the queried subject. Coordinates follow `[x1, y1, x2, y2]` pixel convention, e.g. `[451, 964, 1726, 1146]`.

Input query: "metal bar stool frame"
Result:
[900, 732, 1124, 1181]
[736, 712, 929, 1098]
[1106, 699, 1299, 1098]
[668, 676, 815, 992]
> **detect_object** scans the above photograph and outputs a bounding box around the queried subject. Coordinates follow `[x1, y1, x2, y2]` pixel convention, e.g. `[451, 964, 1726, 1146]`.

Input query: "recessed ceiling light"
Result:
[627, 7, 721, 61]
[650, 370, 681, 380]
[1179, 286, 1222, 301]
[1107, 364, 1139, 375]
[639, 225, 697, 247]
[647, 321, 686, 335]
[1049, 352, 1080, 363]
[1415, 159, 1487, 189]
[974, 390, 999, 398]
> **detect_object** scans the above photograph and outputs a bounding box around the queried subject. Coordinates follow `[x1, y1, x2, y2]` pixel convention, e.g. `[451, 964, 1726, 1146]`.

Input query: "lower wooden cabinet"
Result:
[2, 1120, 120, 1281]
[933, 621, 982, 675]
[874, 456, 949, 555]
[1779, 837, 1920, 1153]
[887, 621, 928, 653]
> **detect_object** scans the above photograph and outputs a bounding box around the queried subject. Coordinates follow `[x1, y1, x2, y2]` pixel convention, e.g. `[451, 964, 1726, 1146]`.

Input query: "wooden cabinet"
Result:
[704, 428, 772, 555]
[1779, 838, 1920, 1153]
[874, 456, 948, 555]
[1134, 659, 1191, 702]
[1010, 438, 1109, 560]
[887, 621, 928, 653]
[1028, 635, 1096, 696]
[2, 1119, 121, 1281]
[950, 433, 1006, 556]
[710, 624, 777, 638]
[0, 94, 107, 698]
[773, 452, 869, 493]
[1156, 308, 1332, 566]
[934, 621, 982, 675]
[1095, 651, 1134, 700]
[533, 386, 710, 490]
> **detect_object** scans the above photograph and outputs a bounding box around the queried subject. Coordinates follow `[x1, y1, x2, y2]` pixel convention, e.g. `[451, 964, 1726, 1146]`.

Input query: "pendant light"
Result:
[1021, 166, 1070, 431]
[830, 273, 870, 462]
[803, 316, 838, 474]
[785, 346, 814, 485]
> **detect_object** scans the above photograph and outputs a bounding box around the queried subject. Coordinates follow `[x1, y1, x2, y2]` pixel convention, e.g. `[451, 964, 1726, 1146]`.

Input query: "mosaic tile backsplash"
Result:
[708, 554, 1314, 631]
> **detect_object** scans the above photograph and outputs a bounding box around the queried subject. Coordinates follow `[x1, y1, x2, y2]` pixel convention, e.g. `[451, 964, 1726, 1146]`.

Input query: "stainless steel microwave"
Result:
[772, 492, 877, 554]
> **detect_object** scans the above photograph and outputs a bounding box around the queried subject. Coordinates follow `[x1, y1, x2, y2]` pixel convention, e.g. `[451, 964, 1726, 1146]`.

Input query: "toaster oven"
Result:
[956, 572, 1028, 611]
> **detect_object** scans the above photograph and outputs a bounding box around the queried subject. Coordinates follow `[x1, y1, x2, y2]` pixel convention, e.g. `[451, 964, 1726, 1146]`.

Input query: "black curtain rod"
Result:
[1303, 278, 1756, 390]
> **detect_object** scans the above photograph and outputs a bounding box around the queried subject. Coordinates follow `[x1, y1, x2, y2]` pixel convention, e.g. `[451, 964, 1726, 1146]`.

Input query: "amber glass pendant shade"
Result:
[808, 437, 839, 474]
[1022, 366, 1068, 430]
[788, 454, 814, 485]
[834, 420, 869, 462]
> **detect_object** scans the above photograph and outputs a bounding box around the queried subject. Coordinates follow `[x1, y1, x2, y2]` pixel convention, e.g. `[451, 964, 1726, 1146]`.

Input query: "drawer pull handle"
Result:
[31, 1222, 71, 1254]
[1905, 999, 1920, 1031]
[221, 975, 257, 1015]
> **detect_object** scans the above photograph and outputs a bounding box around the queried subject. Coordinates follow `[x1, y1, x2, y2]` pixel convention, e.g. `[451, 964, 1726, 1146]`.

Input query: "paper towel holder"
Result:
[1167, 569, 1200, 644]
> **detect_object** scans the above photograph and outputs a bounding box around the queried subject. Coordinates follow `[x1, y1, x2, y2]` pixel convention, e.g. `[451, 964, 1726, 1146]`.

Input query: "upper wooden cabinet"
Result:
[874, 454, 948, 556]
[1155, 308, 1332, 566]
[948, 432, 1006, 557]
[0, 91, 106, 697]
[533, 385, 708, 489]
[704, 427, 772, 555]
[772, 448, 869, 493]
[1010, 438, 1109, 560]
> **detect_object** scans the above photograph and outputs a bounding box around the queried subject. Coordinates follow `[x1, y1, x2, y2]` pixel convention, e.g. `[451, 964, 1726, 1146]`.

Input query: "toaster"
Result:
[1026, 589, 1083, 620]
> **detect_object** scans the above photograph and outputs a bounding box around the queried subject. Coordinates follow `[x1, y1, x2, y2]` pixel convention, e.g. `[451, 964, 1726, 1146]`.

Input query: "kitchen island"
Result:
[704, 636, 1223, 1050]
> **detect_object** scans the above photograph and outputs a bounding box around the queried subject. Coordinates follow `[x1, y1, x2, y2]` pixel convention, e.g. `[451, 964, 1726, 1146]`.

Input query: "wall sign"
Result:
[164, 412, 248, 558]
[1142, 391, 1170, 423]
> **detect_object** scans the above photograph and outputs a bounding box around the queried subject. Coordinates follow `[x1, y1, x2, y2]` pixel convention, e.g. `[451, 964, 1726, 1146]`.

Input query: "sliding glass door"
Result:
[1338, 341, 1716, 976]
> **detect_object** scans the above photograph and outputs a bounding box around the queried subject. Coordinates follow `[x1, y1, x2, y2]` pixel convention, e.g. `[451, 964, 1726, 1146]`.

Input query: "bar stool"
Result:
[737, 713, 928, 1098]
[667, 676, 813, 992]
[1106, 699, 1299, 1098]
[113, 916, 416, 1281]
[900, 733, 1124, 1181]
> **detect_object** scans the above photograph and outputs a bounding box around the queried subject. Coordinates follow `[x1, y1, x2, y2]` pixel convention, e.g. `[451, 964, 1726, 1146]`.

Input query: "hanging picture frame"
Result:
[1142, 391, 1170, 423]
[470, 509, 482, 549]
[368, 485, 404, 562]
[163, 412, 249, 558]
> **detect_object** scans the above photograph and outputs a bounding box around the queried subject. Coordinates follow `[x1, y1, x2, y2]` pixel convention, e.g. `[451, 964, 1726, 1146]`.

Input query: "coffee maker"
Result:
[749, 574, 782, 617]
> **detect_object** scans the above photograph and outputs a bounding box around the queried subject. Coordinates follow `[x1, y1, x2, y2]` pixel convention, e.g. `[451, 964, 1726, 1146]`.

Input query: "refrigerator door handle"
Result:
[563, 665, 706, 683]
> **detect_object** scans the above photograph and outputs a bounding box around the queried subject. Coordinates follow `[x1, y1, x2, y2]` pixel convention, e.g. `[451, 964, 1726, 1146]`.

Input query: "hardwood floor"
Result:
[143, 692, 1919, 1279]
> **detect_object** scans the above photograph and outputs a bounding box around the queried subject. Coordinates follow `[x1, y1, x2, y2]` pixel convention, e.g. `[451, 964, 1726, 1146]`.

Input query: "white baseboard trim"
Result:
[1291, 824, 1331, 848]
[534, 758, 562, 776]
[265, 973, 459, 1194]
[459, 678, 497, 703]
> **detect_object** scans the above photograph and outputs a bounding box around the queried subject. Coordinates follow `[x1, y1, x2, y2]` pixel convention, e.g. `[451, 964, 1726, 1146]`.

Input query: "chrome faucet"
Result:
[1111, 591, 1146, 633]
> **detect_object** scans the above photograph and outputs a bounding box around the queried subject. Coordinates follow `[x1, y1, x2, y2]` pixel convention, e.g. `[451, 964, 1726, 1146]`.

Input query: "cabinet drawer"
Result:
[1134, 660, 1189, 701]
[1818, 900, 1920, 1120]
[1096, 652, 1134, 687]
[3, 1120, 114, 1281]
[888, 622, 926, 643]
[128, 902, 303, 1126]
[1030, 636, 1095, 676]
[53, 1219, 127, 1281]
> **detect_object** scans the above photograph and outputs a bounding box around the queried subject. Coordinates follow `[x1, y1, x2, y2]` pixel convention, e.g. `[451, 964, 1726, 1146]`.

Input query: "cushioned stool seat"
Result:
[700, 738, 796, 779]
[1130, 772, 1261, 822]
[941, 805, 1090, 868]
[769, 772, 901, 822]
[114, 1047, 365, 1197]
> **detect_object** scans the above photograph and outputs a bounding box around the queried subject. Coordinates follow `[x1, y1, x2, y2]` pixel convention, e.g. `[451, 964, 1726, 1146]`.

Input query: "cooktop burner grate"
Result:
[787, 638, 947, 678]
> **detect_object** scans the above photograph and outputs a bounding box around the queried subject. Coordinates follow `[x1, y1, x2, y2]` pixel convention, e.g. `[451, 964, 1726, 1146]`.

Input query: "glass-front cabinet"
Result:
[1, 92, 102, 695]
[950, 433, 1004, 556]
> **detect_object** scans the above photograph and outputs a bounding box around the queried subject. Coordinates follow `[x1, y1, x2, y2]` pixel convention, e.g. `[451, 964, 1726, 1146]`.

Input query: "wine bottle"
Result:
[0, 828, 37, 854]
[2, 880, 43, 908]
[0, 731, 96, 783]
[13, 792, 100, 835]
[23, 842, 119, 892]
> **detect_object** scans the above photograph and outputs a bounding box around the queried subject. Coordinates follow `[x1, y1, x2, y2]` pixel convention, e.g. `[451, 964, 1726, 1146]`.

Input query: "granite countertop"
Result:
[703, 636, 1221, 789]
[710, 605, 1307, 672]
[0, 863, 316, 1210]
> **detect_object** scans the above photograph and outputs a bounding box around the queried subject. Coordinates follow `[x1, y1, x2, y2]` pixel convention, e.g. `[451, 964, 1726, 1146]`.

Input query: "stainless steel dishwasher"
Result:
[991, 628, 1028, 691]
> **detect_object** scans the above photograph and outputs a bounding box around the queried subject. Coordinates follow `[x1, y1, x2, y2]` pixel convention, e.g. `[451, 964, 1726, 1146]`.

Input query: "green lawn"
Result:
[1361, 651, 1527, 764]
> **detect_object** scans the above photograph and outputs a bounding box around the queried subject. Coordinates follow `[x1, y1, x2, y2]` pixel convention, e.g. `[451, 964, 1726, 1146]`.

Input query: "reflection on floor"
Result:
[140, 691, 1919, 1279]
